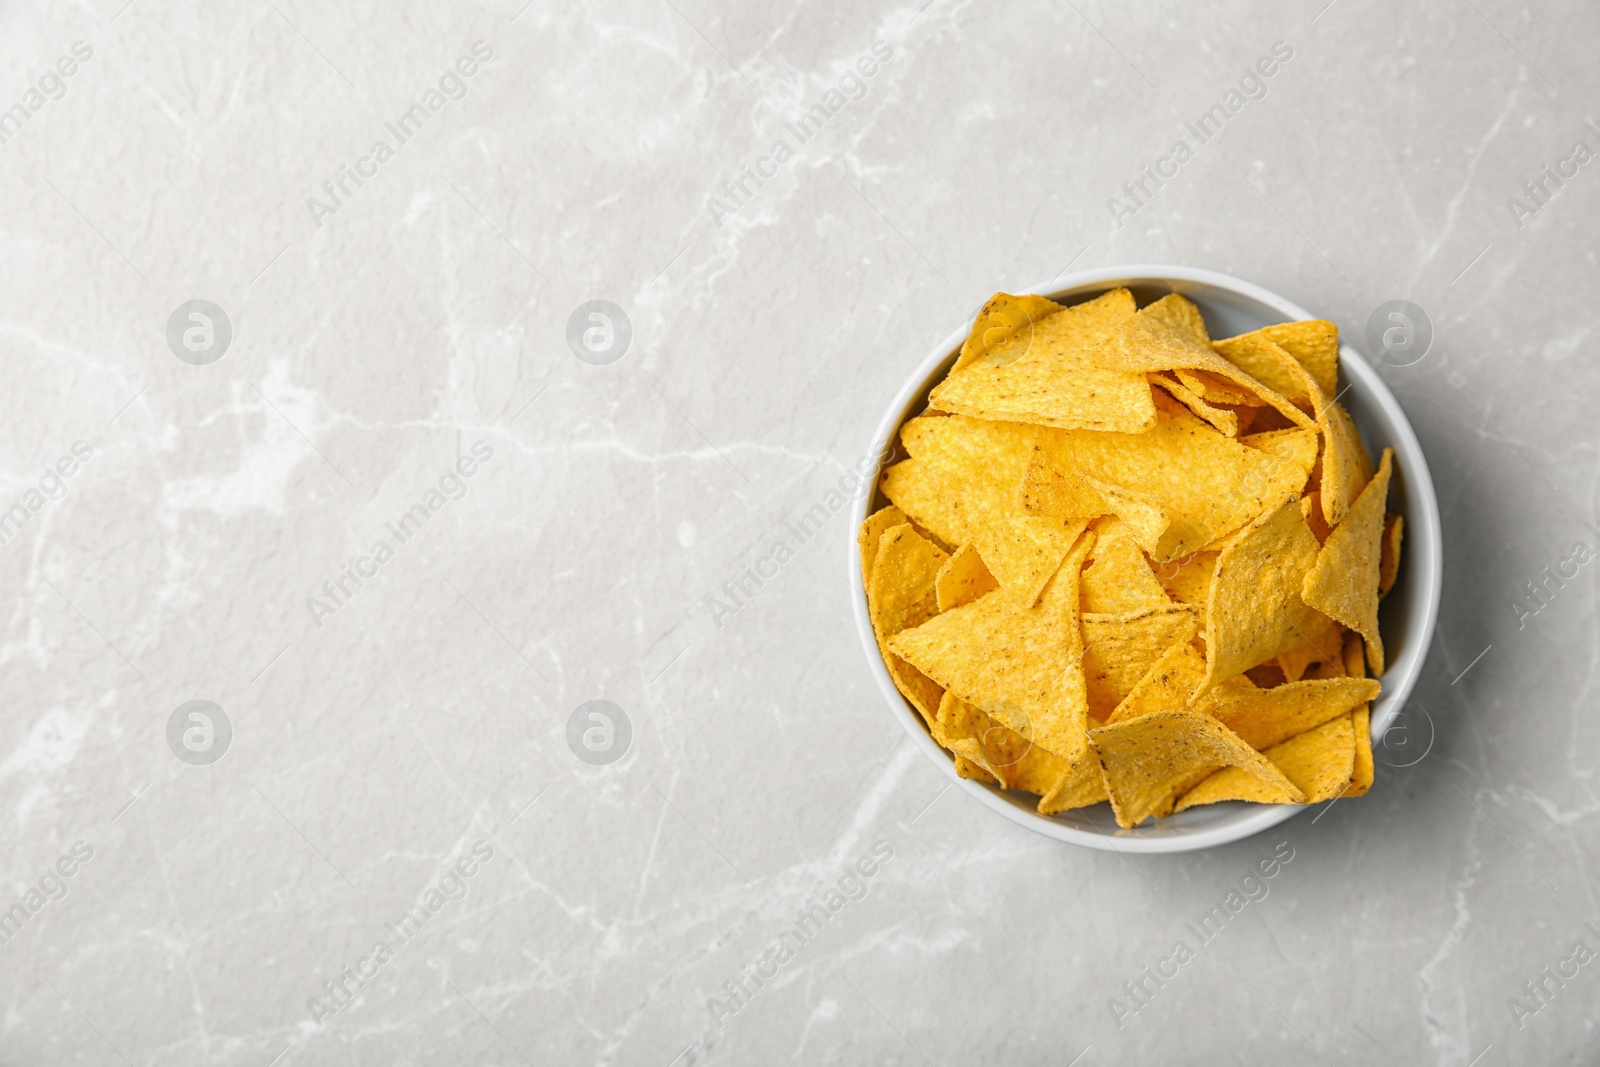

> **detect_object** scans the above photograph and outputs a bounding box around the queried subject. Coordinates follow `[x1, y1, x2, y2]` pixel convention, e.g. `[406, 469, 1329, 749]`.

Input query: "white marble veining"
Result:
[2, 0, 1598, 1064]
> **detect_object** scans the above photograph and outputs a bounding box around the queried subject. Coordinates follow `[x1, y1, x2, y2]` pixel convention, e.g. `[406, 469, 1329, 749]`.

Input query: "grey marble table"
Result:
[2, 1, 1597, 1064]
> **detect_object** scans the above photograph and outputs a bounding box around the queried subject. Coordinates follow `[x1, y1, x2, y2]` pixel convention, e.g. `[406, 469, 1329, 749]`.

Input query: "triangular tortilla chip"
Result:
[1214, 320, 1340, 401]
[1240, 428, 1319, 491]
[950, 292, 1066, 374]
[1097, 295, 1316, 431]
[881, 415, 1084, 605]
[935, 692, 1032, 787]
[1038, 752, 1110, 815]
[1022, 393, 1309, 561]
[930, 289, 1155, 432]
[936, 543, 999, 611]
[867, 524, 949, 728]
[1303, 449, 1394, 675]
[1081, 519, 1173, 613]
[890, 534, 1095, 760]
[1175, 713, 1354, 811]
[1081, 606, 1198, 719]
[1198, 497, 1329, 698]
[858, 505, 907, 587]
[1089, 709, 1306, 827]
[1379, 512, 1403, 597]
[1106, 640, 1209, 724]
[1207, 677, 1381, 750]
[1214, 330, 1374, 525]
[1257, 320, 1340, 400]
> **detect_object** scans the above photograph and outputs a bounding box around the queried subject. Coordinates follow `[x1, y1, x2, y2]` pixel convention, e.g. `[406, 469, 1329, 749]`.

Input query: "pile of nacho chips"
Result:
[861, 288, 1404, 828]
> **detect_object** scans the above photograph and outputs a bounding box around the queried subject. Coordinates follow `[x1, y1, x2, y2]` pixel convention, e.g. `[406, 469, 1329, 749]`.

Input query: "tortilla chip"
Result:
[1303, 449, 1394, 675]
[881, 415, 1084, 605]
[1082, 606, 1198, 719]
[867, 524, 949, 727]
[859, 505, 907, 587]
[1346, 703, 1374, 797]
[1081, 520, 1173, 613]
[1099, 295, 1316, 431]
[1198, 497, 1328, 698]
[1106, 640, 1209, 724]
[1022, 392, 1310, 561]
[1215, 320, 1339, 401]
[1276, 616, 1346, 682]
[1319, 400, 1374, 525]
[1175, 713, 1354, 811]
[931, 289, 1155, 432]
[1256, 320, 1340, 398]
[950, 292, 1066, 374]
[936, 544, 999, 611]
[1148, 372, 1239, 436]
[1089, 709, 1306, 827]
[890, 534, 1096, 760]
[936, 692, 1046, 790]
[1207, 676, 1381, 750]
[1379, 512, 1403, 597]
[1240, 428, 1320, 492]
[1038, 753, 1110, 815]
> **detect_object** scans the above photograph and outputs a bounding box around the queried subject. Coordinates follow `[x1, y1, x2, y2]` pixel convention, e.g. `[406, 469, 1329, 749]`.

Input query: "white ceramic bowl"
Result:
[850, 265, 1442, 854]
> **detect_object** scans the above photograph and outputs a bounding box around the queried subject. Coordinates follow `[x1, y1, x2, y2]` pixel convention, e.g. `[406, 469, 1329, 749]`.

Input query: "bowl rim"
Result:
[848, 263, 1443, 854]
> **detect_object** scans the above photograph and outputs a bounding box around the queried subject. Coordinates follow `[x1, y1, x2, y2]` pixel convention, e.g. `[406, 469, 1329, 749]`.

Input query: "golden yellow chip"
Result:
[881, 415, 1084, 605]
[1197, 497, 1328, 698]
[1346, 703, 1374, 797]
[1106, 639, 1209, 724]
[1081, 519, 1172, 614]
[1320, 399, 1374, 525]
[890, 534, 1095, 760]
[1082, 606, 1198, 720]
[931, 289, 1156, 432]
[859, 505, 907, 587]
[951, 292, 1066, 374]
[1022, 392, 1310, 561]
[1089, 709, 1306, 827]
[1240, 428, 1319, 490]
[936, 693, 1039, 790]
[1276, 616, 1346, 682]
[1255, 319, 1339, 398]
[1147, 372, 1239, 436]
[1038, 752, 1110, 815]
[1207, 676, 1381, 750]
[1099, 295, 1316, 431]
[1379, 512, 1403, 597]
[1175, 713, 1354, 811]
[936, 543, 999, 611]
[1303, 449, 1393, 675]
[867, 524, 949, 727]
